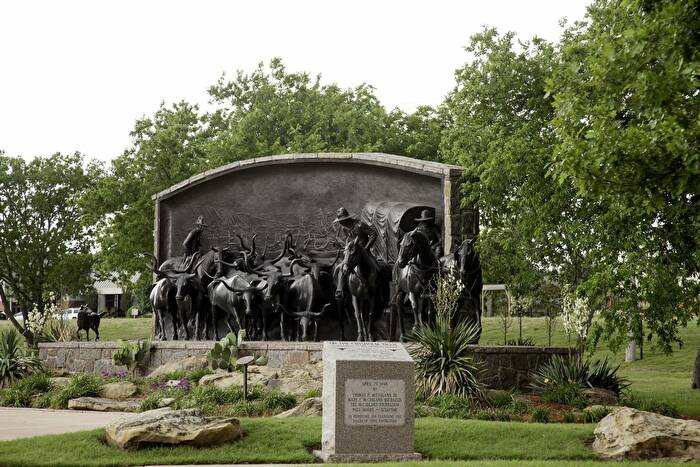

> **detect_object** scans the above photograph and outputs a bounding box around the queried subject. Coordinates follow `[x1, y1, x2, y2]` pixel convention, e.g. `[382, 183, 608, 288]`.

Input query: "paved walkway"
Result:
[0, 407, 129, 441]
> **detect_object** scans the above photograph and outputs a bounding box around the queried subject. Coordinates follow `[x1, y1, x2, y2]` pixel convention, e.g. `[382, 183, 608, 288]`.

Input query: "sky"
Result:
[1, 0, 590, 163]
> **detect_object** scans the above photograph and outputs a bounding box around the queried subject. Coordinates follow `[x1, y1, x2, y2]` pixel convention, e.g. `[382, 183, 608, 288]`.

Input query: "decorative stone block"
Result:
[314, 341, 421, 462]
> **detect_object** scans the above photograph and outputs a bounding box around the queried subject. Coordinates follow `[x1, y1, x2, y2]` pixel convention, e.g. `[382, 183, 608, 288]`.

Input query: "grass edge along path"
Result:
[0, 417, 689, 467]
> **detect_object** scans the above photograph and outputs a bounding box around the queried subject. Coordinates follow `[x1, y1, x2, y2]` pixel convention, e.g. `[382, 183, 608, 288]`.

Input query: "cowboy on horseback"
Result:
[413, 209, 443, 259]
[333, 207, 378, 251]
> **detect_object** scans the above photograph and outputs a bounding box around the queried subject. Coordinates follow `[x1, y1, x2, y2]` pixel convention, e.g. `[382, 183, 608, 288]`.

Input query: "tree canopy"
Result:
[0, 153, 101, 344]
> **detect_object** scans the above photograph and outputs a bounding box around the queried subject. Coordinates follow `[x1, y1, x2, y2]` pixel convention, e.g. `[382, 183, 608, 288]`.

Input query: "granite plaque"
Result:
[315, 341, 421, 462]
[344, 379, 405, 426]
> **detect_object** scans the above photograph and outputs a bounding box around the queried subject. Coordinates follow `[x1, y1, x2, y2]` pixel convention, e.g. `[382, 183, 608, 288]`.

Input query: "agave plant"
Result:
[0, 328, 43, 388]
[530, 355, 629, 396]
[409, 319, 485, 400]
[586, 357, 629, 394]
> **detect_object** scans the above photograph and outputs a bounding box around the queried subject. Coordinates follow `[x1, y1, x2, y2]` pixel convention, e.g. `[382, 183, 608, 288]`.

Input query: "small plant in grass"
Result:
[260, 390, 297, 412]
[207, 330, 245, 371]
[0, 328, 43, 387]
[139, 392, 165, 412]
[51, 373, 102, 408]
[410, 272, 486, 401]
[562, 411, 576, 423]
[112, 339, 152, 377]
[488, 391, 514, 408]
[541, 381, 586, 409]
[619, 392, 679, 417]
[421, 393, 474, 419]
[530, 406, 550, 423]
[508, 398, 529, 414]
[302, 388, 321, 399]
[581, 406, 610, 423]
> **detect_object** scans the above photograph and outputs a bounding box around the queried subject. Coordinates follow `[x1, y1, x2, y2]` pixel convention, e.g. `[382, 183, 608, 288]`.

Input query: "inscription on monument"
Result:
[344, 379, 405, 426]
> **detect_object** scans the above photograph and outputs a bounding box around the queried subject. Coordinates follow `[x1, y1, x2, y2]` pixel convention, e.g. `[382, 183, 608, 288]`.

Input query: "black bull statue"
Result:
[147, 218, 482, 343]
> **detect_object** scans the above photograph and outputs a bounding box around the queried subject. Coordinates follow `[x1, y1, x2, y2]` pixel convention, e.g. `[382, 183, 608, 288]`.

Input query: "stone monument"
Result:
[314, 341, 421, 462]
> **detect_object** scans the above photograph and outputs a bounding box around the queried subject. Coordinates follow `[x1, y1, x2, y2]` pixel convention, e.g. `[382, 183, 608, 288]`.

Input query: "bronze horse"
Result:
[393, 229, 439, 340]
[335, 237, 380, 341]
[440, 238, 483, 343]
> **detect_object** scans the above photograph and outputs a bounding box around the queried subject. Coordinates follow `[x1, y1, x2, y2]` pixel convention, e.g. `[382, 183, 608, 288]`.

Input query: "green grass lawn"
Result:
[480, 317, 700, 416]
[3, 316, 698, 415]
[0, 417, 687, 467]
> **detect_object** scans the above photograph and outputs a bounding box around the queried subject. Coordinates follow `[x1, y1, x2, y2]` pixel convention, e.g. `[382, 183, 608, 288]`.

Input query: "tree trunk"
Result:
[692, 347, 700, 389]
[0, 283, 33, 346]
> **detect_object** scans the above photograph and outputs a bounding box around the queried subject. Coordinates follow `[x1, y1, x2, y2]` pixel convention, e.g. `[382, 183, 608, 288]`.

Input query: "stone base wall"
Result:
[38, 341, 571, 390]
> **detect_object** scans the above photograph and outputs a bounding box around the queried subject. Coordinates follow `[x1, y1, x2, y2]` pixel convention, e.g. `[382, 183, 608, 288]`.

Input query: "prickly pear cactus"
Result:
[206, 330, 246, 371]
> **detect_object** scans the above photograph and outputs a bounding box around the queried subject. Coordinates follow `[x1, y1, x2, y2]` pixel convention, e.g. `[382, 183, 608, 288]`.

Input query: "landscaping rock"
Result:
[583, 388, 618, 406]
[275, 397, 322, 417]
[149, 355, 208, 378]
[50, 377, 71, 387]
[68, 397, 141, 412]
[99, 382, 138, 400]
[198, 371, 268, 389]
[593, 407, 700, 461]
[158, 397, 177, 408]
[105, 407, 241, 449]
[255, 362, 322, 396]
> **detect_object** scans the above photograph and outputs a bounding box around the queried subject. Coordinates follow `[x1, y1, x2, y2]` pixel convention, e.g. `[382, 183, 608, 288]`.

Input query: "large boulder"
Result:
[99, 382, 138, 400]
[198, 370, 268, 389]
[68, 397, 141, 412]
[149, 355, 208, 378]
[105, 408, 241, 449]
[593, 407, 700, 461]
[275, 397, 322, 417]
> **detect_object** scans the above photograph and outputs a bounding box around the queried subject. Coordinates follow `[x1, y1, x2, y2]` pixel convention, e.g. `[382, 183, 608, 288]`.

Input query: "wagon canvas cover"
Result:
[360, 201, 436, 263]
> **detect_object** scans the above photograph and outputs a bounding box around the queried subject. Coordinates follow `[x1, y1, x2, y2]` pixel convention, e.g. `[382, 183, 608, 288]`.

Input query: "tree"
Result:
[95, 59, 434, 285]
[0, 153, 100, 345]
[440, 28, 604, 307]
[550, 0, 700, 353]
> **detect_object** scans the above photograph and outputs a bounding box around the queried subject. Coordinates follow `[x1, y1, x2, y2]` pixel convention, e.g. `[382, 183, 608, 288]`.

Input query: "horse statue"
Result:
[334, 237, 382, 341]
[440, 237, 483, 343]
[392, 229, 439, 341]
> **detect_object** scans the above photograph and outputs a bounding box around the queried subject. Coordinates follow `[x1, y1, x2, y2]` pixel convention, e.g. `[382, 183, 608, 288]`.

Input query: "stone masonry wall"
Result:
[38, 341, 571, 390]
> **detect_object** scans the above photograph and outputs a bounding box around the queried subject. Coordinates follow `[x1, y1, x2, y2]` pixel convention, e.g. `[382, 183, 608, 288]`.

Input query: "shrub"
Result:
[474, 408, 511, 421]
[505, 337, 536, 346]
[302, 388, 321, 399]
[261, 391, 297, 412]
[581, 406, 610, 423]
[0, 387, 32, 407]
[619, 392, 679, 417]
[51, 373, 102, 408]
[112, 339, 152, 376]
[488, 390, 513, 408]
[541, 381, 586, 409]
[421, 393, 474, 419]
[508, 398, 529, 414]
[562, 411, 576, 423]
[207, 331, 245, 371]
[43, 318, 76, 342]
[0, 328, 43, 388]
[587, 357, 629, 394]
[409, 320, 485, 400]
[139, 392, 164, 412]
[530, 406, 550, 423]
[529, 355, 628, 405]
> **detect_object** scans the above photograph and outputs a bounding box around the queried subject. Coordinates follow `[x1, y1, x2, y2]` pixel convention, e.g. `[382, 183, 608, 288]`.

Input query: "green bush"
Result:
[0, 387, 32, 407]
[409, 320, 485, 400]
[420, 393, 474, 419]
[581, 406, 610, 423]
[302, 388, 321, 399]
[541, 381, 586, 409]
[619, 392, 679, 417]
[51, 373, 102, 408]
[0, 328, 43, 387]
[562, 411, 577, 423]
[488, 390, 513, 408]
[474, 408, 512, 421]
[261, 391, 296, 412]
[530, 406, 550, 423]
[508, 399, 529, 414]
[529, 355, 628, 406]
[139, 392, 163, 412]
[587, 357, 629, 394]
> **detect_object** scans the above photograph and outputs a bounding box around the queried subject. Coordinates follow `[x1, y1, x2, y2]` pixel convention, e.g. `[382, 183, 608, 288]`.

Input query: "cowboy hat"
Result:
[333, 207, 354, 223]
[414, 209, 435, 222]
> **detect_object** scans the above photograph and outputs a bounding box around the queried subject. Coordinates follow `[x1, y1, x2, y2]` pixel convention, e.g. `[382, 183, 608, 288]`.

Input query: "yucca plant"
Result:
[409, 319, 485, 400]
[0, 328, 43, 388]
[587, 357, 629, 394]
[529, 355, 588, 393]
[409, 272, 486, 400]
[44, 317, 76, 342]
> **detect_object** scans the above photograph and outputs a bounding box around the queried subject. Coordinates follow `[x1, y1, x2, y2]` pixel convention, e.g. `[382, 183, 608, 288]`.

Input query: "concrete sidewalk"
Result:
[0, 407, 129, 441]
